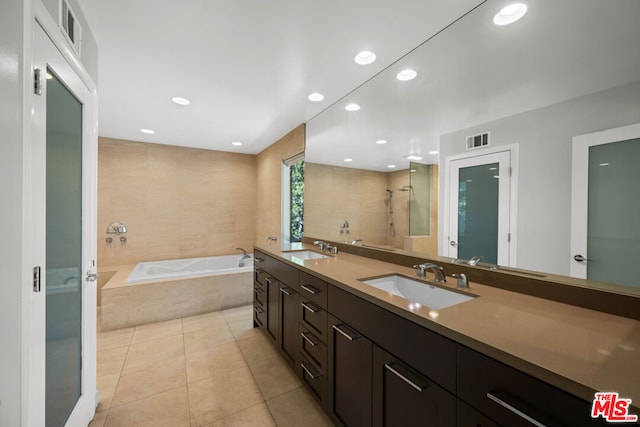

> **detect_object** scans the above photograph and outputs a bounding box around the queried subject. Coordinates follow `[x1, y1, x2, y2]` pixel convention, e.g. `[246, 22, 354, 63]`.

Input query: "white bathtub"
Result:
[127, 254, 254, 284]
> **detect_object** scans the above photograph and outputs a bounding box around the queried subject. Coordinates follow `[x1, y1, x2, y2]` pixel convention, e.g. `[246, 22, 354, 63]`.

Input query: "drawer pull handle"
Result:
[280, 286, 293, 296]
[332, 324, 361, 341]
[384, 363, 428, 392]
[301, 331, 320, 346]
[301, 284, 320, 295]
[486, 392, 547, 427]
[301, 301, 321, 313]
[254, 287, 264, 294]
[301, 361, 321, 379]
[253, 306, 264, 314]
[255, 268, 263, 273]
[255, 257, 264, 263]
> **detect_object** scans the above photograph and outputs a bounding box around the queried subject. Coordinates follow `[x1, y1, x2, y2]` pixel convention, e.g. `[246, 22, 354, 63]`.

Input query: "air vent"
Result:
[61, 0, 82, 55]
[466, 132, 489, 150]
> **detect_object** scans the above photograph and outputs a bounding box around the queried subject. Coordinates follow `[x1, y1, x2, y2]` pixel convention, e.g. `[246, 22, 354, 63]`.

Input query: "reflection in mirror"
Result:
[305, 0, 640, 293]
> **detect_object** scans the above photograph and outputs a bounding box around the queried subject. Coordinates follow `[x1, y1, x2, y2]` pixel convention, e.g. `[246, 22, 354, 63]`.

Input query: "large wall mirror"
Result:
[305, 0, 640, 295]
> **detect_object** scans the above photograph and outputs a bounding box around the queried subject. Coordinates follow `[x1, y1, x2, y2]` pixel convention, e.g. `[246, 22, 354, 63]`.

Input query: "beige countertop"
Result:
[255, 242, 640, 411]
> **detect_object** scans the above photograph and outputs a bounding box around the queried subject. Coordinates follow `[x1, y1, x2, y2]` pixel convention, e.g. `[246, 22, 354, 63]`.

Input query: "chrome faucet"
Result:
[236, 247, 252, 267]
[468, 256, 483, 266]
[351, 239, 363, 245]
[413, 262, 446, 284]
[313, 240, 329, 252]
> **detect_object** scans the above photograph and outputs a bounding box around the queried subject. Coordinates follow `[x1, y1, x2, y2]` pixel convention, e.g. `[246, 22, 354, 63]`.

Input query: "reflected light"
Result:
[429, 310, 439, 319]
[345, 103, 361, 112]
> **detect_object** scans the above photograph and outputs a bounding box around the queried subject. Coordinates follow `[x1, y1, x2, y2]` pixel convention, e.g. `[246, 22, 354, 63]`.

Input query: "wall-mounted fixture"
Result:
[106, 221, 127, 245]
[339, 220, 350, 235]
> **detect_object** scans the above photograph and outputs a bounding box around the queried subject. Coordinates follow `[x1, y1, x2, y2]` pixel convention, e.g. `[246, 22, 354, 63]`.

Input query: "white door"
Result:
[446, 149, 512, 266]
[570, 123, 640, 287]
[31, 21, 98, 427]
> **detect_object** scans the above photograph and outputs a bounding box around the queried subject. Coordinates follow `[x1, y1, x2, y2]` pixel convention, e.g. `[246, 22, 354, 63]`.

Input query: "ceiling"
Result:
[78, 0, 484, 154]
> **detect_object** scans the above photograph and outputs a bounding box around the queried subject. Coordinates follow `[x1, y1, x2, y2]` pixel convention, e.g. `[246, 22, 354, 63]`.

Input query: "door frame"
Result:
[570, 122, 640, 279]
[27, 4, 98, 426]
[442, 144, 518, 266]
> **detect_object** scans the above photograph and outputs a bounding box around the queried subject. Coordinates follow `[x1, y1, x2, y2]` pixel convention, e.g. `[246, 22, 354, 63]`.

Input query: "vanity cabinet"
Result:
[372, 345, 456, 427]
[279, 283, 298, 366]
[328, 315, 372, 427]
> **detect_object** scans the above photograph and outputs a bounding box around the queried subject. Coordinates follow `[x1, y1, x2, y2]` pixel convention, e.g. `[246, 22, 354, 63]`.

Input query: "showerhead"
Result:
[386, 189, 393, 194]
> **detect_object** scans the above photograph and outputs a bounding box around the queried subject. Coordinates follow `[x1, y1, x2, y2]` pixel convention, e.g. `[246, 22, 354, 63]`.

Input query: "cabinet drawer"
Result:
[299, 297, 327, 342]
[457, 345, 606, 427]
[254, 268, 267, 286]
[300, 354, 327, 409]
[299, 272, 328, 309]
[253, 303, 265, 328]
[254, 283, 266, 307]
[299, 323, 327, 374]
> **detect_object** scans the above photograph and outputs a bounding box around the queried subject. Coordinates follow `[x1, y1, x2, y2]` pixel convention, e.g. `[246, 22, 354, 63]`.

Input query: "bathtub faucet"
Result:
[236, 248, 252, 267]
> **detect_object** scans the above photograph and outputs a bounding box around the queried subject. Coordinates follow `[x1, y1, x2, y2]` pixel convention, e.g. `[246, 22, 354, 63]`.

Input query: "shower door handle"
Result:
[86, 271, 99, 282]
[450, 240, 458, 247]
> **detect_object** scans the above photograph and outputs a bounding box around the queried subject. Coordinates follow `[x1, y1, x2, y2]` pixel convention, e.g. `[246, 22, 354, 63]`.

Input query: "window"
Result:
[282, 154, 304, 243]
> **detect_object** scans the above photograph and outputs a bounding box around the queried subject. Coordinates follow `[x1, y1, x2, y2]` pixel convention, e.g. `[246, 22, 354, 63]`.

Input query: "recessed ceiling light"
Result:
[140, 128, 155, 135]
[354, 51, 376, 65]
[231, 141, 243, 146]
[428, 150, 439, 155]
[171, 96, 190, 105]
[493, 3, 528, 26]
[308, 92, 325, 102]
[344, 158, 353, 162]
[376, 139, 388, 145]
[405, 154, 423, 161]
[345, 103, 360, 112]
[396, 69, 417, 81]
[387, 164, 396, 169]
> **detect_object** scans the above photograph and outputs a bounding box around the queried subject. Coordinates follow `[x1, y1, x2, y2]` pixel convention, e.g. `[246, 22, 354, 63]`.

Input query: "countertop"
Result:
[255, 242, 640, 411]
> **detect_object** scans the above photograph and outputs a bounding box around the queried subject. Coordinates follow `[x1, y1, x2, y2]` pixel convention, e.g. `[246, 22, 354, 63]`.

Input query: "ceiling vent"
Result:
[60, 0, 82, 55]
[466, 132, 489, 150]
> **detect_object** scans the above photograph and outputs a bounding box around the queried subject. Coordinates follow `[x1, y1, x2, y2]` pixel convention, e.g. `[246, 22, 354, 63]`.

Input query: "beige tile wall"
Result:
[255, 125, 305, 244]
[98, 138, 257, 267]
[304, 163, 411, 247]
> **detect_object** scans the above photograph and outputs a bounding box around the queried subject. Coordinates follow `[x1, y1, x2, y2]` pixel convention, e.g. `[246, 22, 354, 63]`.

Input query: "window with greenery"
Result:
[290, 161, 304, 242]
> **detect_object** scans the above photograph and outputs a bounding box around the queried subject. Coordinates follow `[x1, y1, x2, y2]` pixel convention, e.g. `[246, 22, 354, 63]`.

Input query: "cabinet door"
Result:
[279, 284, 298, 367]
[328, 315, 372, 427]
[266, 276, 279, 342]
[457, 400, 501, 427]
[373, 345, 456, 427]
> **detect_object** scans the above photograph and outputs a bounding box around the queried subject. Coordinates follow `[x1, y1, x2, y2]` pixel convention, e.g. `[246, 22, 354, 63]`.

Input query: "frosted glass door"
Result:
[457, 163, 500, 264]
[45, 70, 83, 427]
[586, 138, 640, 287]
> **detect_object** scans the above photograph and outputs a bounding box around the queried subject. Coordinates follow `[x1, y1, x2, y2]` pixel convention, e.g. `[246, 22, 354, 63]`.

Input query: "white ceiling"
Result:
[78, 0, 484, 154]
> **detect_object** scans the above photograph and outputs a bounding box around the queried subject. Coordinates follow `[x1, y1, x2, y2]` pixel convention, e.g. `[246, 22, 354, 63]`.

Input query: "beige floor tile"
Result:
[236, 333, 279, 366]
[222, 305, 252, 322]
[228, 322, 262, 341]
[105, 386, 190, 427]
[88, 409, 108, 427]
[188, 366, 263, 426]
[267, 387, 334, 427]
[211, 402, 277, 427]
[97, 346, 128, 375]
[123, 334, 184, 370]
[186, 341, 247, 383]
[131, 318, 183, 344]
[96, 371, 121, 412]
[182, 311, 226, 333]
[184, 323, 234, 354]
[249, 354, 302, 400]
[97, 327, 134, 351]
[112, 355, 187, 407]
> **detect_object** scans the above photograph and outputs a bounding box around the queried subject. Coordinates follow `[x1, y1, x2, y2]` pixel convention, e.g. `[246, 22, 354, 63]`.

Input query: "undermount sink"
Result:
[360, 274, 476, 310]
[283, 250, 330, 260]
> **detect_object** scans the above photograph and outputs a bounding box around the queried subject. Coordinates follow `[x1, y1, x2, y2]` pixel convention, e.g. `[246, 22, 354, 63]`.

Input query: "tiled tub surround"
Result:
[255, 243, 640, 416]
[101, 264, 252, 331]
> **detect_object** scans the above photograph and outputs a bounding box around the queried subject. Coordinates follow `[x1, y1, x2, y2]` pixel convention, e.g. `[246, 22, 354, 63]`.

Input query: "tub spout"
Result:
[236, 248, 252, 267]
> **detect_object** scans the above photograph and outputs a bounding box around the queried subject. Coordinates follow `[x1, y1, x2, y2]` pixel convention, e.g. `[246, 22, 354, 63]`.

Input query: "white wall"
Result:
[439, 80, 640, 276]
[0, 0, 26, 424]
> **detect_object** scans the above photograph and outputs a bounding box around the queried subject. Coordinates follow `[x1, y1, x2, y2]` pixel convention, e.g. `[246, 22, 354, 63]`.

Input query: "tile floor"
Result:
[90, 305, 334, 427]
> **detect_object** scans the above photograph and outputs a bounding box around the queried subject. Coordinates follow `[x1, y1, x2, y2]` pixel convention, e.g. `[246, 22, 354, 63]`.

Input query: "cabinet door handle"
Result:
[384, 363, 428, 392]
[300, 284, 320, 295]
[280, 286, 293, 296]
[332, 324, 361, 341]
[266, 277, 275, 286]
[486, 392, 547, 427]
[301, 301, 321, 313]
[301, 361, 321, 379]
[301, 331, 320, 346]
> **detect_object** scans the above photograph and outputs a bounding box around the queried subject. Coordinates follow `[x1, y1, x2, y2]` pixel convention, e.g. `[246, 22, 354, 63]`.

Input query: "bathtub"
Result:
[101, 254, 254, 330]
[127, 254, 253, 284]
